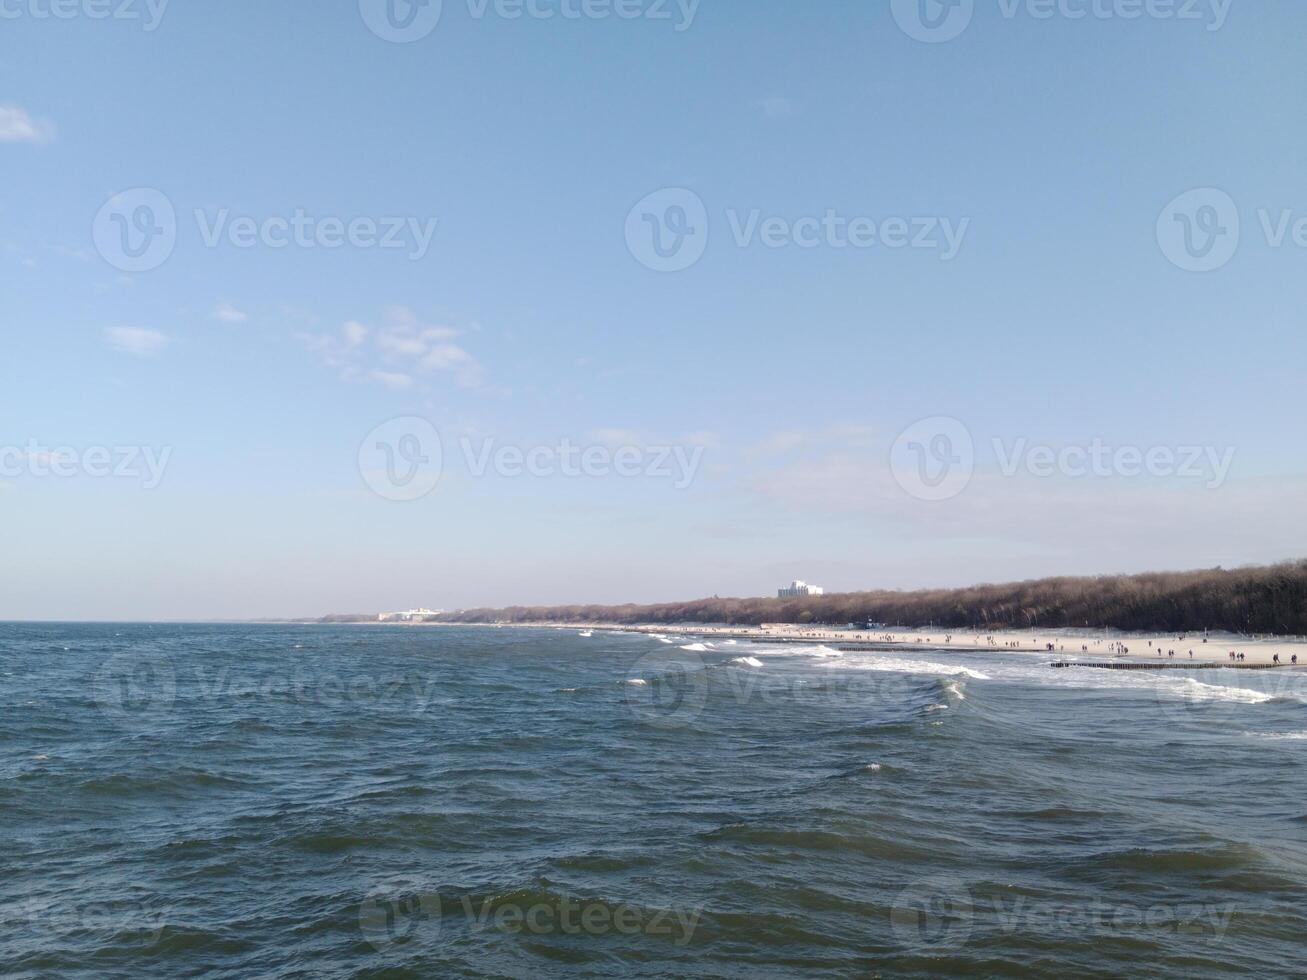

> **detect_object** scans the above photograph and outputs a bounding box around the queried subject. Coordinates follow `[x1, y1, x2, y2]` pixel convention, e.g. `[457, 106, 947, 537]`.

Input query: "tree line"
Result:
[422, 561, 1307, 635]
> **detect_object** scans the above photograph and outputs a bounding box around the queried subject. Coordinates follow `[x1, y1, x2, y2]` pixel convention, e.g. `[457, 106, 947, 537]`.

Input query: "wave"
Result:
[839, 655, 990, 681]
[730, 656, 764, 668]
[1243, 730, 1307, 740]
[679, 643, 710, 652]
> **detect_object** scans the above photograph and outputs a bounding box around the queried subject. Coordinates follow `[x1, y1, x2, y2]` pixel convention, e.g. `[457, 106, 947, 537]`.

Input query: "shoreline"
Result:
[406, 620, 1307, 668]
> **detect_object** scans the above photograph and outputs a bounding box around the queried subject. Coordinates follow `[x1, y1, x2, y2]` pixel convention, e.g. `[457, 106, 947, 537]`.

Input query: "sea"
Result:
[3, 622, 1307, 978]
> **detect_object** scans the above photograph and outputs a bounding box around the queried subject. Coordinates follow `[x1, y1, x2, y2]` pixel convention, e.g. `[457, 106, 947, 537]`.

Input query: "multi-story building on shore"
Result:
[778, 580, 824, 599]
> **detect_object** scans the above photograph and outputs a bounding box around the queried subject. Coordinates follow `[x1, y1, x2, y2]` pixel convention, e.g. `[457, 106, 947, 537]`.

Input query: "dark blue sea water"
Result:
[3, 623, 1307, 978]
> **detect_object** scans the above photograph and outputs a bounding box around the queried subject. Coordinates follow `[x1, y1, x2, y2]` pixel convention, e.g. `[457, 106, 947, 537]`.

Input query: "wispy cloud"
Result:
[0, 104, 54, 144]
[368, 369, 414, 389]
[104, 326, 170, 356]
[300, 306, 484, 389]
[211, 303, 248, 324]
[752, 96, 799, 119]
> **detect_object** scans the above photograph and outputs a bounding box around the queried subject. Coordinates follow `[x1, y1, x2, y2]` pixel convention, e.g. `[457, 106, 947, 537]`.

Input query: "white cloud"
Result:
[0, 104, 53, 144]
[104, 327, 169, 356]
[212, 303, 248, 324]
[342, 321, 369, 348]
[301, 306, 484, 390]
[368, 369, 414, 389]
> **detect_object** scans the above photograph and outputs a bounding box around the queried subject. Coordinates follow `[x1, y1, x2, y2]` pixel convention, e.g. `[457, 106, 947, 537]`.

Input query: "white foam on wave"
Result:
[625, 678, 648, 686]
[1165, 677, 1277, 705]
[838, 655, 990, 681]
[1243, 730, 1307, 740]
[679, 643, 710, 652]
[864, 762, 882, 772]
[652, 635, 674, 644]
[730, 656, 764, 668]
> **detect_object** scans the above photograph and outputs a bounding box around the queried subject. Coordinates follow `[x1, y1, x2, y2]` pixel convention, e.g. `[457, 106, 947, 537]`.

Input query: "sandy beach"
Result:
[513, 622, 1307, 668]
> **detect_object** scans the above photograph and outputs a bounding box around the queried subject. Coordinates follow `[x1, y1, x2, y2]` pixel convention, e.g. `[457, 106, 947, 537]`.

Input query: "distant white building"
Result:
[778, 580, 824, 599]
[378, 607, 442, 622]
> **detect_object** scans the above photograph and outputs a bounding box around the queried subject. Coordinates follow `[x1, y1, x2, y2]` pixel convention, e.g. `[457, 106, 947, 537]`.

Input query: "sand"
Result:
[555, 622, 1307, 668]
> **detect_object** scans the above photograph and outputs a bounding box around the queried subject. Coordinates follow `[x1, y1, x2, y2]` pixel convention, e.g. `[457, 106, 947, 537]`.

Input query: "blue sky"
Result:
[3, 0, 1306, 619]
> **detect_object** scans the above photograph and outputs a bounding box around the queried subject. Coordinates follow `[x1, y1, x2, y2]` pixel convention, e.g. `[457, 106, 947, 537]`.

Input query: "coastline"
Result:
[410, 620, 1307, 668]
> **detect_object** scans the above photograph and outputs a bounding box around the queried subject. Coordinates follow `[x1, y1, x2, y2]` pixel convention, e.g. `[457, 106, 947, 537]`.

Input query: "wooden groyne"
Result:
[1050, 661, 1285, 671]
